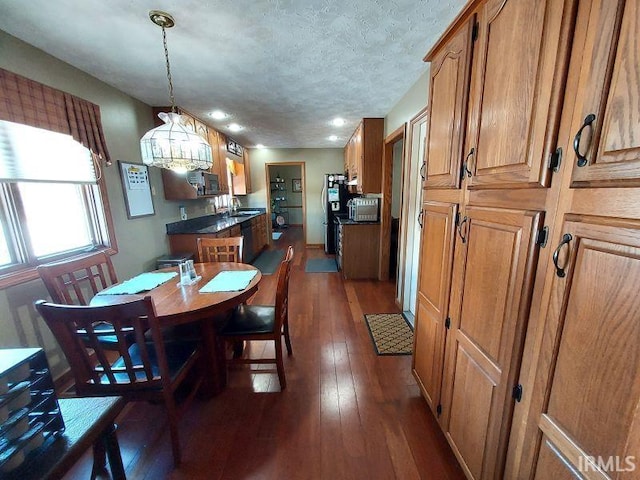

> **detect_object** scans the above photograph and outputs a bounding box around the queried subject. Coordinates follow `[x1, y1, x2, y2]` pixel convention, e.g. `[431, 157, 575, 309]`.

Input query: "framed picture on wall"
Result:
[292, 178, 302, 192]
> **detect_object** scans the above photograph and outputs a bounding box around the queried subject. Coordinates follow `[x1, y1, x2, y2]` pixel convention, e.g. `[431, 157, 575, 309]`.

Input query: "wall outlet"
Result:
[179, 206, 187, 220]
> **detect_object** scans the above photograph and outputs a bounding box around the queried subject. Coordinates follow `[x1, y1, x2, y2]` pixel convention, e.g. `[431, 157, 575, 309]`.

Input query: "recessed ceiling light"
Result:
[330, 117, 346, 127]
[256, 144, 265, 149]
[209, 110, 227, 120]
[228, 123, 243, 132]
[328, 135, 339, 141]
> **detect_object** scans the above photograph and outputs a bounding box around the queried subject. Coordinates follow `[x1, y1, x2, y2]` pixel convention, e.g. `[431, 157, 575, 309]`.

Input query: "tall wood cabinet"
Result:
[412, 0, 640, 479]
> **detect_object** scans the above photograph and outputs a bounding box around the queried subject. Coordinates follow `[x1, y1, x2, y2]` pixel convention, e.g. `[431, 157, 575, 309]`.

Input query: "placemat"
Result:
[199, 270, 258, 293]
[97, 271, 178, 295]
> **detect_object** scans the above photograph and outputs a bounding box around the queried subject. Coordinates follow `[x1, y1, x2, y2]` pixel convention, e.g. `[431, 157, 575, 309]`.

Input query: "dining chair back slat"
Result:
[37, 251, 118, 305]
[197, 236, 244, 263]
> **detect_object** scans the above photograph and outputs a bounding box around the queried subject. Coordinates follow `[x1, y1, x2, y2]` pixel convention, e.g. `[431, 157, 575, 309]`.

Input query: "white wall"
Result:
[385, 69, 430, 136]
[246, 148, 343, 245]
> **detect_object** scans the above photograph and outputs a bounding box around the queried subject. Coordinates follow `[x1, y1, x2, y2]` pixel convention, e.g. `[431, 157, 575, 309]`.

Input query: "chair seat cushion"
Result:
[220, 305, 276, 336]
[105, 340, 198, 384]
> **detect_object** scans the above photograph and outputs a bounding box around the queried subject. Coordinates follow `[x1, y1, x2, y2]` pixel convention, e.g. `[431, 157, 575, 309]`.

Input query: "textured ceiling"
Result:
[0, 0, 464, 148]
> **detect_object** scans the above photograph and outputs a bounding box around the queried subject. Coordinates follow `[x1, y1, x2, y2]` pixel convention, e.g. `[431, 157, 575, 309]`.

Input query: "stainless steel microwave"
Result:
[348, 197, 379, 222]
[187, 171, 220, 195]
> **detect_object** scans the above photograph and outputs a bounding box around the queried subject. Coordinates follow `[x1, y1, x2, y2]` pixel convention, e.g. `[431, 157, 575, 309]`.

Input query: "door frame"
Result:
[397, 106, 428, 314]
[265, 162, 306, 245]
[378, 125, 406, 282]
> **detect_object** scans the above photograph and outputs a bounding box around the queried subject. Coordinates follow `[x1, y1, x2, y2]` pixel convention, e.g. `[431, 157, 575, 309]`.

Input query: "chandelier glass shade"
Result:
[140, 11, 213, 173]
[141, 112, 212, 174]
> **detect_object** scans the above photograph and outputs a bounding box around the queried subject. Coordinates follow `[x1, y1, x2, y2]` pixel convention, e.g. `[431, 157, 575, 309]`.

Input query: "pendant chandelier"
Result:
[140, 11, 212, 174]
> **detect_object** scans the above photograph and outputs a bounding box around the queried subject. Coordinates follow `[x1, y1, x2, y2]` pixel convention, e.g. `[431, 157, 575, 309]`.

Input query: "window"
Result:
[0, 119, 115, 285]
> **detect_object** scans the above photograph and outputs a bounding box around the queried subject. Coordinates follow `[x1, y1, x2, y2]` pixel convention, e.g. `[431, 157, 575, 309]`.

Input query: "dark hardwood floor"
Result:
[65, 226, 464, 479]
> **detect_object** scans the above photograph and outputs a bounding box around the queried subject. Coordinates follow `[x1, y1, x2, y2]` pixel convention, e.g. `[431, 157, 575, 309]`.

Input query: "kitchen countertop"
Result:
[335, 215, 380, 226]
[166, 209, 266, 235]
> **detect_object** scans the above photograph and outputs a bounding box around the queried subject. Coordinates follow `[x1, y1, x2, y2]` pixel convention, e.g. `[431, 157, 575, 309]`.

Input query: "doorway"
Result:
[379, 108, 428, 326]
[378, 125, 405, 285]
[396, 108, 428, 325]
[265, 162, 306, 244]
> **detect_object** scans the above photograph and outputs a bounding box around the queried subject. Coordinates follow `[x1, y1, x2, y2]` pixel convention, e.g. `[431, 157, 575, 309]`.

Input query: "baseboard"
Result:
[306, 244, 323, 249]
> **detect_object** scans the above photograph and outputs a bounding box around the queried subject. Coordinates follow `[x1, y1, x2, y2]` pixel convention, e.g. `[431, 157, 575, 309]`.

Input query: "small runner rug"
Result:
[305, 258, 338, 273]
[364, 313, 413, 355]
[252, 249, 285, 275]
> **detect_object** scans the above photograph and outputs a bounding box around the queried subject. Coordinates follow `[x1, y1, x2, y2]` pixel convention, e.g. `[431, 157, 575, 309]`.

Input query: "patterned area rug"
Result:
[364, 313, 414, 355]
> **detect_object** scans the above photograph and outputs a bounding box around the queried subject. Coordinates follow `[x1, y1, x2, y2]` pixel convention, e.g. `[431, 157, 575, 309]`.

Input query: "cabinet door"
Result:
[465, 0, 574, 189]
[569, 0, 640, 187]
[529, 216, 640, 478]
[424, 19, 474, 190]
[242, 149, 252, 194]
[207, 129, 220, 178]
[194, 119, 208, 140]
[180, 113, 197, 133]
[442, 206, 543, 479]
[413, 201, 458, 416]
[216, 131, 229, 193]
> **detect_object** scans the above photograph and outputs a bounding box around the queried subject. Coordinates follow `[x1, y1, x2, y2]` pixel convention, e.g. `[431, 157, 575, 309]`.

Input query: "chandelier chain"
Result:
[161, 26, 176, 113]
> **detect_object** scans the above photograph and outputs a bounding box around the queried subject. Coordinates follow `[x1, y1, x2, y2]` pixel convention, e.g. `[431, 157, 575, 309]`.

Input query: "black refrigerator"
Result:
[322, 173, 349, 254]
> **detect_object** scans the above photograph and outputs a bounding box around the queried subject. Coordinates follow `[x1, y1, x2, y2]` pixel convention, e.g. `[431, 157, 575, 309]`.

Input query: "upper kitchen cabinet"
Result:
[345, 123, 362, 185]
[344, 119, 384, 194]
[568, 0, 640, 187]
[463, 0, 575, 189]
[232, 148, 252, 195]
[423, 17, 474, 190]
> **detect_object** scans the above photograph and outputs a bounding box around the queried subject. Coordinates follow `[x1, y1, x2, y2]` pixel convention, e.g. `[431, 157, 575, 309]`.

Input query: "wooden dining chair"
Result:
[218, 245, 294, 389]
[197, 236, 244, 263]
[37, 251, 118, 305]
[36, 251, 136, 350]
[35, 296, 203, 466]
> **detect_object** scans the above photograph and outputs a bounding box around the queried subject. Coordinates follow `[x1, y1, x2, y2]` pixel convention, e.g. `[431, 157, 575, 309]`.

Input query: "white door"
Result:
[397, 109, 428, 321]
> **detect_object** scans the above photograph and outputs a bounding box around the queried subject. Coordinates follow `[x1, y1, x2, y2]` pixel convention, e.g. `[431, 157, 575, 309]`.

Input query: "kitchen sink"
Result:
[231, 210, 261, 216]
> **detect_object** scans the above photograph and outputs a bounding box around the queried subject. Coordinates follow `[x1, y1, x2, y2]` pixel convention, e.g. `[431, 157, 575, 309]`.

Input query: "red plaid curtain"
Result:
[0, 68, 112, 166]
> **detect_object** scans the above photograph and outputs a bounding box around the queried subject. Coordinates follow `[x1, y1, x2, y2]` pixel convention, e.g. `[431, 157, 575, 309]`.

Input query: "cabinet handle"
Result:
[457, 216, 468, 244]
[573, 113, 596, 167]
[420, 162, 426, 181]
[552, 233, 573, 278]
[462, 148, 474, 179]
[417, 210, 424, 228]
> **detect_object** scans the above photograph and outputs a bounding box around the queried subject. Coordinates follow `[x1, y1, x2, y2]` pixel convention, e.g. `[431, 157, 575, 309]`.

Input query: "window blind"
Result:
[0, 119, 97, 183]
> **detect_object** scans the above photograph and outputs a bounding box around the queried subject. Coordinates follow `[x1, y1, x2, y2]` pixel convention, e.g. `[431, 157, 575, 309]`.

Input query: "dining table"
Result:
[90, 262, 262, 397]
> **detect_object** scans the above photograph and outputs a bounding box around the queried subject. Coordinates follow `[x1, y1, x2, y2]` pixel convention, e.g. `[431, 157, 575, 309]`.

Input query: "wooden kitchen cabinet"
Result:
[415, 0, 640, 479]
[232, 148, 252, 195]
[423, 17, 473, 189]
[463, 0, 574, 190]
[344, 119, 384, 194]
[567, 0, 640, 187]
[412, 201, 458, 416]
[441, 206, 543, 480]
[510, 1, 640, 477]
[338, 222, 380, 279]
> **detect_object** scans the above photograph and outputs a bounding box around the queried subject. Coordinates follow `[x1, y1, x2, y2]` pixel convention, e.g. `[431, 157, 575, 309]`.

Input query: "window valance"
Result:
[0, 68, 111, 166]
